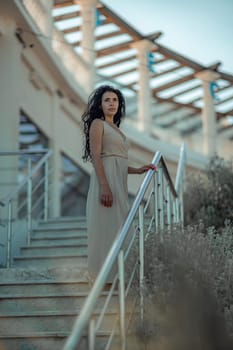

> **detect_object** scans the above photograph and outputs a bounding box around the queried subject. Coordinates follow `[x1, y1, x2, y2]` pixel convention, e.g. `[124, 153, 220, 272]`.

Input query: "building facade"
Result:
[0, 0, 232, 218]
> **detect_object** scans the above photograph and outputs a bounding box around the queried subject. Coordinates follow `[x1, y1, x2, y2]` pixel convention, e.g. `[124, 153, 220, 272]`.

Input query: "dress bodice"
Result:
[101, 121, 129, 159]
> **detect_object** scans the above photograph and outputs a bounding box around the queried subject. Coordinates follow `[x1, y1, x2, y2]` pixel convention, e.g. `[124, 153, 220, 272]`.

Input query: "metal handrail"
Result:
[0, 149, 53, 267]
[175, 143, 187, 223]
[0, 149, 49, 156]
[0, 150, 52, 206]
[175, 143, 186, 192]
[63, 147, 185, 350]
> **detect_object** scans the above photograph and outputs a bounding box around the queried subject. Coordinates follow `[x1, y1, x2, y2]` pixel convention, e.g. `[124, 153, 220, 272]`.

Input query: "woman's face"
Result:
[101, 91, 119, 119]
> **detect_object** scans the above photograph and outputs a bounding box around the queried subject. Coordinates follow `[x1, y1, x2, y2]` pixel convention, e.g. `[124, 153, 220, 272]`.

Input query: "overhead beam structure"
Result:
[52, 0, 233, 137]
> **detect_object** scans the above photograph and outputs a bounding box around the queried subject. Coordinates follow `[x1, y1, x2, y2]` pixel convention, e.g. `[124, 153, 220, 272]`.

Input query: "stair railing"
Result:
[175, 143, 187, 224]
[0, 149, 53, 268]
[63, 144, 186, 350]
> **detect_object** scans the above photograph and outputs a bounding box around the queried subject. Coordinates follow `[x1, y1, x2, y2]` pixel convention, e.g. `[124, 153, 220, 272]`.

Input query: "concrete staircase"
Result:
[0, 217, 119, 350]
[13, 217, 88, 268]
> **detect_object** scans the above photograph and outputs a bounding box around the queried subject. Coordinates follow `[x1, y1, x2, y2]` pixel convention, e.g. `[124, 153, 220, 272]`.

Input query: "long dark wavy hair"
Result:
[82, 85, 126, 162]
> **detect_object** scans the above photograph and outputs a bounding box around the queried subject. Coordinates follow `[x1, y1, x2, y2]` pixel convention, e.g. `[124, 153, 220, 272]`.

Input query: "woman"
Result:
[82, 85, 155, 283]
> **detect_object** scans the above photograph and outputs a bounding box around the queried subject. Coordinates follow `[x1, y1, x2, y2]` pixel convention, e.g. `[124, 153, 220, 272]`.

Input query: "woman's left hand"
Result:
[137, 164, 156, 174]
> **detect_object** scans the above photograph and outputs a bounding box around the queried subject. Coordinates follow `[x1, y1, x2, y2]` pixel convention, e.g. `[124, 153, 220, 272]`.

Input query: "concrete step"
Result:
[0, 331, 119, 350]
[0, 309, 117, 334]
[0, 291, 118, 313]
[0, 267, 90, 293]
[0, 279, 90, 294]
[30, 235, 87, 246]
[0, 266, 87, 279]
[19, 244, 87, 256]
[38, 216, 86, 224]
[37, 218, 87, 230]
[13, 254, 87, 267]
[31, 227, 87, 238]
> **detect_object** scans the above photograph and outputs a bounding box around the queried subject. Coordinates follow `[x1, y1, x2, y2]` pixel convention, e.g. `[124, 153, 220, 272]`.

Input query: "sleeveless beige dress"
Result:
[86, 120, 130, 282]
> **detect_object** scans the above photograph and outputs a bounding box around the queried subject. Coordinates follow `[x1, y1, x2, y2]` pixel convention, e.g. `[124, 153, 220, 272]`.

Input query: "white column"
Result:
[49, 93, 62, 217]
[133, 40, 153, 132]
[0, 16, 21, 198]
[196, 70, 220, 157]
[79, 0, 97, 93]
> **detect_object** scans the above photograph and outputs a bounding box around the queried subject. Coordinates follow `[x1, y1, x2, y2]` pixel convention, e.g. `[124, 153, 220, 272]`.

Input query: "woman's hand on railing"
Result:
[136, 164, 157, 174]
[128, 164, 156, 175]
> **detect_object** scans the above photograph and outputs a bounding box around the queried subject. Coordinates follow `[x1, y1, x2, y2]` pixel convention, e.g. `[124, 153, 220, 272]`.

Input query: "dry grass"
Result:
[128, 156, 233, 349]
[128, 224, 233, 349]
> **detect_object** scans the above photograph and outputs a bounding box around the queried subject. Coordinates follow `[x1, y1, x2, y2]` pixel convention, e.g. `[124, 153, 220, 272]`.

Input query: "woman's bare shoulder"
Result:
[90, 118, 104, 133]
[91, 118, 104, 127]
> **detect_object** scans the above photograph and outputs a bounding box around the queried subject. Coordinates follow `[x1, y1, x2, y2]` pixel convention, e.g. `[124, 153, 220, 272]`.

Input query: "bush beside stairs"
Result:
[0, 217, 119, 350]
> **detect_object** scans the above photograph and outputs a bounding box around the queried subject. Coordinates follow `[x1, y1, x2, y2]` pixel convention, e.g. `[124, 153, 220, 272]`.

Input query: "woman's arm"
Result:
[90, 119, 113, 207]
[128, 164, 156, 174]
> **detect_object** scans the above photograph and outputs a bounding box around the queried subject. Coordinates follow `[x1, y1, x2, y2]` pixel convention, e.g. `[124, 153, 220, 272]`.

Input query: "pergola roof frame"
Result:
[52, 0, 233, 135]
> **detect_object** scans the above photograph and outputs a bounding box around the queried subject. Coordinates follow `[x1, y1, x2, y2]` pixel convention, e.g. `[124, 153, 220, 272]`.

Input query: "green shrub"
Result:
[184, 156, 233, 230]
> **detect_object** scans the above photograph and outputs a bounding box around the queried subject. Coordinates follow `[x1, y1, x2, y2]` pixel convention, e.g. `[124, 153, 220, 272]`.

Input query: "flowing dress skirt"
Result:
[87, 156, 129, 282]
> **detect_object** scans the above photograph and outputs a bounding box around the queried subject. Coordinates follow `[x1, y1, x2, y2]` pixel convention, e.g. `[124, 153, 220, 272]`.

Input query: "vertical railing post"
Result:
[139, 203, 144, 321]
[179, 167, 185, 226]
[27, 157, 32, 246]
[166, 186, 171, 230]
[158, 168, 164, 238]
[154, 172, 159, 234]
[44, 158, 49, 220]
[173, 199, 177, 224]
[6, 201, 13, 268]
[88, 318, 95, 350]
[175, 142, 186, 227]
[175, 197, 180, 224]
[118, 250, 126, 350]
[179, 192, 184, 226]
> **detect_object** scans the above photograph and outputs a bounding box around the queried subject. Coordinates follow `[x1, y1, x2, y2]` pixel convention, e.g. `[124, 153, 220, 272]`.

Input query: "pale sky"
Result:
[101, 0, 233, 74]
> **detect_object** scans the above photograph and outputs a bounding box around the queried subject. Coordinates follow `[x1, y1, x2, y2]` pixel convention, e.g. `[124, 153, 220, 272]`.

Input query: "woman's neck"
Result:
[105, 117, 114, 124]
